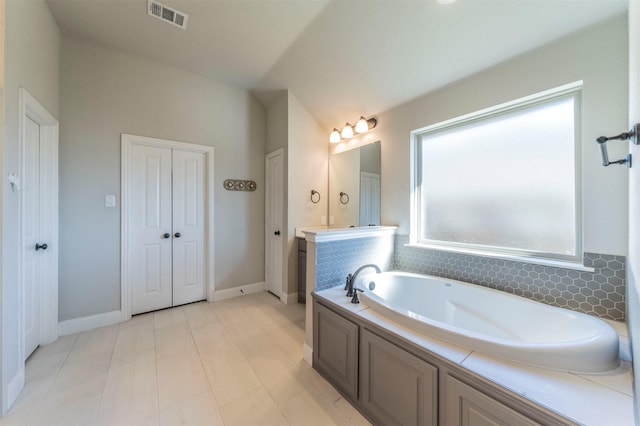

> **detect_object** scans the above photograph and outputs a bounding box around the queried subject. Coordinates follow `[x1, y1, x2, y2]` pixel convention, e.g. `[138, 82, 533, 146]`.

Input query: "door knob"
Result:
[35, 243, 48, 251]
[163, 233, 171, 239]
[274, 230, 281, 236]
[174, 233, 181, 238]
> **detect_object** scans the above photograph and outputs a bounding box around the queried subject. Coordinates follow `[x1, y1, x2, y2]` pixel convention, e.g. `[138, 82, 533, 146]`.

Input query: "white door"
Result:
[23, 117, 42, 358]
[172, 150, 206, 306]
[131, 145, 173, 314]
[265, 149, 284, 297]
[359, 172, 381, 226]
[130, 145, 207, 314]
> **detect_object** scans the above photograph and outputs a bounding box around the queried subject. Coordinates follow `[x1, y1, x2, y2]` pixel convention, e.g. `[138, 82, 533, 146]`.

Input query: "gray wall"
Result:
[2, 0, 60, 413]
[59, 37, 266, 321]
[333, 15, 629, 258]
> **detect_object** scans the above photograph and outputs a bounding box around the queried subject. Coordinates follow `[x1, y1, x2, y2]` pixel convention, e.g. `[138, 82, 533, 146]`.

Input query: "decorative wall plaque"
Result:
[223, 179, 257, 192]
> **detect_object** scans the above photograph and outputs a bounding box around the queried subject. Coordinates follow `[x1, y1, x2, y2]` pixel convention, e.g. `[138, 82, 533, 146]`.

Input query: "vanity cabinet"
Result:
[444, 375, 540, 426]
[360, 329, 438, 426]
[313, 302, 359, 400]
[297, 238, 306, 303]
[312, 297, 575, 426]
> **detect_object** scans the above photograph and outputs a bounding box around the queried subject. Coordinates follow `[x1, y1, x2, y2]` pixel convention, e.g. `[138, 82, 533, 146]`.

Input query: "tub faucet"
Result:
[346, 264, 381, 303]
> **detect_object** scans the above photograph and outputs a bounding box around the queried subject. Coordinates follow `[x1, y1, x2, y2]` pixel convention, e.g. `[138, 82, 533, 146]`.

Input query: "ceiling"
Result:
[46, 0, 628, 129]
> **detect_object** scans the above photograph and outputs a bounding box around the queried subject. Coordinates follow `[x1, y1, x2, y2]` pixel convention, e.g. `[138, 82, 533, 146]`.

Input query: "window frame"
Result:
[409, 81, 583, 265]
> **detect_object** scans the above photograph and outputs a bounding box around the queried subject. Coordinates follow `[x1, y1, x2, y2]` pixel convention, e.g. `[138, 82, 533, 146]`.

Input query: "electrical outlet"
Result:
[329, 216, 335, 225]
[321, 216, 327, 225]
[105, 195, 116, 208]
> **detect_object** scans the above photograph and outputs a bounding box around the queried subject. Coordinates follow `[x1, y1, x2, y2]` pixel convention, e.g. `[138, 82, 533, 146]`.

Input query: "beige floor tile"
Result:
[28, 333, 78, 361]
[66, 325, 118, 362]
[18, 351, 67, 401]
[47, 351, 111, 396]
[224, 322, 276, 357]
[280, 391, 339, 426]
[220, 387, 288, 426]
[190, 321, 232, 355]
[157, 347, 209, 408]
[6, 291, 365, 426]
[31, 378, 105, 426]
[265, 322, 305, 361]
[183, 302, 221, 328]
[155, 322, 196, 359]
[334, 397, 372, 426]
[160, 391, 223, 426]
[95, 393, 159, 426]
[246, 344, 313, 406]
[154, 306, 187, 329]
[111, 322, 155, 366]
[101, 350, 158, 411]
[0, 394, 42, 426]
[201, 346, 262, 406]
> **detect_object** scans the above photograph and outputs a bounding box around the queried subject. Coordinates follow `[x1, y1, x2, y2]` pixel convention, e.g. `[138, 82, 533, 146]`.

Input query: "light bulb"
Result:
[355, 116, 369, 133]
[329, 128, 341, 143]
[341, 123, 354, 139]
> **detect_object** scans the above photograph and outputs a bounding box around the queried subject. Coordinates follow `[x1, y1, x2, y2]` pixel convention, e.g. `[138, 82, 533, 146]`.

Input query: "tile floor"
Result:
[2, 292, 371, 426]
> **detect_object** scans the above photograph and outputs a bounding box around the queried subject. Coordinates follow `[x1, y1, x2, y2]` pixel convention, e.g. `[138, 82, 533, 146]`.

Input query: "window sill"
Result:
[404, 243, 595, 272]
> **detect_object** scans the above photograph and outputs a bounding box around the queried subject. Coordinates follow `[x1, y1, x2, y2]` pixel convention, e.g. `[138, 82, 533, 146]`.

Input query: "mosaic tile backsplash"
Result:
[312, 233, 626, 321]
[394, 235, 626, 321]
[315, 235, 394, 292]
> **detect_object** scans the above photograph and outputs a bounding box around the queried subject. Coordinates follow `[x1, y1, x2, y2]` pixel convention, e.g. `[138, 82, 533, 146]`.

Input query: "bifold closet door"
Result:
[130, 145, 205, 315]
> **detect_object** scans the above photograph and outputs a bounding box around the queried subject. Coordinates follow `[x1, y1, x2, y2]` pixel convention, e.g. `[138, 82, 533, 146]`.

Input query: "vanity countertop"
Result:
[314, 286, 635, 426]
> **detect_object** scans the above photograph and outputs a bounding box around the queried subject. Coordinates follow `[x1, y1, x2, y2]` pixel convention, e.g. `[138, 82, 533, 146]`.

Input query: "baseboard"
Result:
[281, 292, 298, 305]
[303, 343, 313, 366]
[58, 310, 123, 336]
[213, 281, 265, 302]
[6, 368, 24, 414]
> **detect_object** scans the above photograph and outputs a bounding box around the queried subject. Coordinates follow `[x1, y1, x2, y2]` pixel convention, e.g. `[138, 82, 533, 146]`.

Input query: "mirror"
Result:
[329, 141, 381, 227]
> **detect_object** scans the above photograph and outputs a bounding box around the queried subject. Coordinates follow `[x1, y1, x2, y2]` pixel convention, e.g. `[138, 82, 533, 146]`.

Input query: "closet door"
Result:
[130, 145, 173, 315]
[172, 150, 206, 306]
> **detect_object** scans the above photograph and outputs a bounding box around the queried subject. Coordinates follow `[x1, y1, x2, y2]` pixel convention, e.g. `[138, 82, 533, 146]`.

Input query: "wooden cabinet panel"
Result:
[360, 329, 438, 426]
[313, 302, 359, 400]
[445, 375, 540, 426]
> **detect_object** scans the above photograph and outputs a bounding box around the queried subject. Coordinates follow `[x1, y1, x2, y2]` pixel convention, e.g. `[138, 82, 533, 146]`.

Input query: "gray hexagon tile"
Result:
[394, 235, 626, 321]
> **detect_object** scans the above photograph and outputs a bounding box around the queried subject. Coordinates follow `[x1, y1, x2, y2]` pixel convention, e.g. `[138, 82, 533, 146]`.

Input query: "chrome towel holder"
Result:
[596, 123, 639, 168]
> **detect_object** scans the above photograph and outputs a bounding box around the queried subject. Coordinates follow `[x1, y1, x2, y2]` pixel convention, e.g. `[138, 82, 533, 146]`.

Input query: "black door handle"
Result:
[174, 233, 181, 238]
[274, 230, 281, 236]
[163, 233, 171, 239]
[35, 243, 48, 251]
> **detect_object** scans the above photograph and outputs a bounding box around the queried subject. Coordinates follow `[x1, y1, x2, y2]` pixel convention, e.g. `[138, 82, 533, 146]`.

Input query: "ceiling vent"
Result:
[148, 0, 188, 29]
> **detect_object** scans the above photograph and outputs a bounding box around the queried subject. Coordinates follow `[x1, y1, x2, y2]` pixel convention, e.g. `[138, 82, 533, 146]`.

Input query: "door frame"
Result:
[265, 148, 286, 301]
[17, 88, 59, 364]
[121, 134, 215, 320]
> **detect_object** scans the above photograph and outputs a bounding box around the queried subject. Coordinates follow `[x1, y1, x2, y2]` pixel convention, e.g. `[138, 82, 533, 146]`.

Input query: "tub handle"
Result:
[351, 287, 364, 304]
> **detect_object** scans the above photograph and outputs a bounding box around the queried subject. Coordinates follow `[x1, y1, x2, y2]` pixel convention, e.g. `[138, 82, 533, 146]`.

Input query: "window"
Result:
[410, 82, 582, 263]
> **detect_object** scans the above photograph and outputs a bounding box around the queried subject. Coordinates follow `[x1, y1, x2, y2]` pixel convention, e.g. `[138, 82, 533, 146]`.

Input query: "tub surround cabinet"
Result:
[312, 293, 581, 426]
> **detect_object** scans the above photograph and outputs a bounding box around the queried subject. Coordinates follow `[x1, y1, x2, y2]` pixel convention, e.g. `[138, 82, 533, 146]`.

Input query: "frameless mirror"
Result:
[329, 141, 381, 227]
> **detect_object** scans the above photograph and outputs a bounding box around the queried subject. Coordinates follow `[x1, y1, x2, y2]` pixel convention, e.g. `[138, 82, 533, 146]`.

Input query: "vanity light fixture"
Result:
[330, 116, 378, 143]
[341, 123, 354, 139]
[329, 128, 341, 143]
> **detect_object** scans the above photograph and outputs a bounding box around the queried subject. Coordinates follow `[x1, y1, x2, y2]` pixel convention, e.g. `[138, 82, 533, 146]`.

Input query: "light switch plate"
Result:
[321, 216, 327, 225]
[105, 195, 116, 208]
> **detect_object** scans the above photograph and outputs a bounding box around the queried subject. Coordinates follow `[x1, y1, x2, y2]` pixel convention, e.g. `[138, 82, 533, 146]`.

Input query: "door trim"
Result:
[121, 134, 215, 321]
[17, 88, 59, 361]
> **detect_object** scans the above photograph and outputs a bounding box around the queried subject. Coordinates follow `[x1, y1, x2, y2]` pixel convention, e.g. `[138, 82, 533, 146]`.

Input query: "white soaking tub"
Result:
[356, 271, 619, 373]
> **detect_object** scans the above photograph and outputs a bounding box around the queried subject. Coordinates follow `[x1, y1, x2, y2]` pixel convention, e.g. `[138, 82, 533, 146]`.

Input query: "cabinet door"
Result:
[297, 247, 306, 303]
[313, 302, 359, 400]
[445, 375, 540, 426]
[360, 329, 438, 426]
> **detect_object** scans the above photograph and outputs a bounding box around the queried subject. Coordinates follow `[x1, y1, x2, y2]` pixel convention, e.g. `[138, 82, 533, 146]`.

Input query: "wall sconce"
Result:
[329, 116, 377, 143]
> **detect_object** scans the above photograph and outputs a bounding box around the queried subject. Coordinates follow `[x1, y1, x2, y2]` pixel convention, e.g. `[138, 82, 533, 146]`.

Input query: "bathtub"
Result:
[356, 271, 620, 373]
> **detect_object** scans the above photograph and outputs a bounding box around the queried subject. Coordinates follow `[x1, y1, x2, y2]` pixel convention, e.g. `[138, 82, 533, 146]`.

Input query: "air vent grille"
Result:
[148, 0, 188, 30]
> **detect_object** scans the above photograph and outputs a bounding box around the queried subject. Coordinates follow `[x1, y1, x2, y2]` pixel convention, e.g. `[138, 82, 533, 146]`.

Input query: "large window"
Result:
[411, 82, 582, 263]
